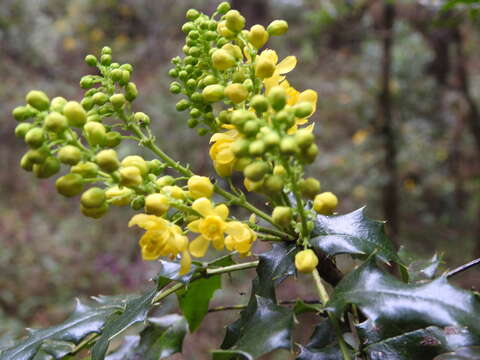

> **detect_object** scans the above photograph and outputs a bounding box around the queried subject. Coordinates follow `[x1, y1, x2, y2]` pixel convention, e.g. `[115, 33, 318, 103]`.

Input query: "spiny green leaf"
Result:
[398, 248, 442, 282]
[156, 259, 198, 286]
[434, 346, 480, 360]
[306, 320, 336, 350]
[296, 344, 344, 360]
[0, 298, 124, 360]
[327, 261, 480, 340]
[91, 287, 157, 360]
[214, 296, 293, 360]
[311, 207, 401, 265]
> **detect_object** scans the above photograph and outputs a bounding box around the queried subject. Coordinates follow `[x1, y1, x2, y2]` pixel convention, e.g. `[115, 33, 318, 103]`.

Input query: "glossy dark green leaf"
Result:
[435, 347, 480, 360]
[0, 298, 124, 360]
[311, 207, 400, 265]
[296, 345, 344, 360]
[327, 261, 480, 340]
[398, 248, 442, 282]
[306, 320, 336, 350]
[91, 287, 157, 360]
[156, 259, 198, 286]
[214, 296, 293, 360]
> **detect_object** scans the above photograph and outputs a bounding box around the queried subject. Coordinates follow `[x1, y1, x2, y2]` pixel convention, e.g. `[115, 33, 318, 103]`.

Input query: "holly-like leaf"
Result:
[296, 345, 345, 360]
[105, 315, 188, 360]
[91, 287, 158, 360]
[311, 207, 401, 265]
[435, 347, 480, 360]
[0, 298, 124, 360]
[327, 261, 480, 340]
[213, 296, 293, 360]
[398, 248, 442, 282]
[156, 259, 198, 286]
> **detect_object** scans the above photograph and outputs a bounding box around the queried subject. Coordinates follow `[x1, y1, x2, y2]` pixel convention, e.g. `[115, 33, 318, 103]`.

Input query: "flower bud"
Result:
[244, 160, 269, 181]
[63, 101, 87, 128]
[58, 145, 82, 165]
[110, 93, 126, 109]
[248, 25, 269, 49]
[25, 127, 45, 148]
[274, 110, 295, 128]
[81, 202, 109, 219]
[251, 95, 269, 113]
[111, 68, 123, 82]
[280, 136, 298, 155]
[231, 110, 253, 127]
[33, 156, 60, 178]
[56, 173, 84, 197]
[134, 112, 150, 126]
[85, 54, 97, 66]
[313, 192, 338, 215]
[225, 83, 248, 104]
[119, 166, 143, 187]
[93, 92, 108, 106]
[156, 175, 175, 188]
[272, 206, 292, 228]
[121, 155, 148, 176]
[161, 185, 186, 200]
[104, 131, 122, 148]
[106, 185, 134, 206]
[26, 148, 48, 164]
[243, 120, 260, 137]
[231, 138, 250, 157]
[80, 187, 106, 209]
[80, 76, 94, 89]
[244, 177, 264, 192]
[186, 8, 200, 20]
[211, 49, 236, 71]
[26, 90, 50, 111]
[267, 20, 288, 36]
[84, 122, 107, 146]
[222, 44, 243, 59]
[50, 97, 68, 113]
[225, 10, 245, 33]
[96, 149, 119, 172]
[71, 162, 99, 178]
[255, 57, 275, 79]
[295, 129, 315, 149]
[273, 165, 286, 176]
[20, 153, 34, 171]
[217, 1, 231, 14]
[268, 86, 287, 111]
[294, 101, 314, 118]
[12, 106, 31, 122]
[202, 84, 225, 103]
[15, 123, 33, 139]
[188, 175, 214, 199]
[145, 193, 170, 216]
[101, 54, 112, 66]
[263, 175, 284, 193]
[176, 99, 190, 111]
[147, 159, 163, 175]
[44, 112, 68, 133]
[299, 178, 321, 199]
[302, 143, 319, 163]
[264, 131, 280, 148]
[125, 82, 138, 102]
[295, 249, 318, 273]
[81, 97, 95, 111]
[248, 140, 265, 156]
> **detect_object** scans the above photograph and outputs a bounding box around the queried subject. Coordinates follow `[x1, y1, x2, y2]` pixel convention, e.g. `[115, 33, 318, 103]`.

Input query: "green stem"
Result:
[312, 269, 351, 360]
[285, 163, 309, 243]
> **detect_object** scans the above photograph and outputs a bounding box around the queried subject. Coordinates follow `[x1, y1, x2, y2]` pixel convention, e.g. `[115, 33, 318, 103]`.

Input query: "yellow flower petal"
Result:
[260, 49, 278, 65]
[298, 89, 318, 115]
[212, 234, 225, 250]
[214, 204, 229, 220]
[276, 56, 297, 74]
[128, 214, 165, 230]
[179, 251, 191, 275]
[225, 235, 235, 251]
[192, 197, 213, 217]
[225, 221, 248, 238]
[187, 219, 202, 233]
[189, 235, 210, 257]
[236, 238, 252, 254]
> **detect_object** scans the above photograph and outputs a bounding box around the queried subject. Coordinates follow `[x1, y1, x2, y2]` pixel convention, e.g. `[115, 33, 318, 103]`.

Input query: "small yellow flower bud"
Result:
[96, 149, 120, 172]
[119, 166, 143, 187]
[302, 143, 319, 164]
[244, 177, 263, 192]
[295, 249, 318, 273]
[81, 203, 109, 219]
[272, 206, 292, 228]
[156, 175, 175, 188]
[211, 49, 236, 71]
[25, 127, 45, 148]
[225, 83, 248, 104]
[56, 173, 84, 197]
[15, 123, 32, 139]
[294, 101, 314, 118]
[202, 84, 225, 102]
[63, 101, 87, 128]
[273, 165, 286, 176]
[50, 97, 67, 113]
[121, 155, 148, 176]
[280, 136, 298, 155]
[71, 162, 99, 178]
[255, 57, 275, 79]
[188, 175, 214, 199]
[313, 192, 338, 215]
[81, 187, 106, 208]
[299, 178, 321, 199]
[161, 185, 186, 200]
[295, 129, 315, 149]
[217, 21, 235, 38]
[248, 24, 269, 49]
[125, 82, 138, 102]
[244, 161, 269, 182]
[44, 112, 68, 133]
[267, 20, 288, 36]
[58, 145, 82, 165]
[26, 90, 50, 111]
[33, 156, 60, 178]
[84, 122, 107, 146]
[25, 148, 48, 164]
[263, 175, 284, 194]
[225, 10, 245, 33]
[110, 93, 126, 109]
[145, 193, 170, 216]
[106, 185, 134, 206]
[221, 43, 243, 59]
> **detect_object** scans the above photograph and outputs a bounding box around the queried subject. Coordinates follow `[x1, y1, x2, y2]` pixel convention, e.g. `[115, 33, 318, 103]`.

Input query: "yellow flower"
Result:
[259, 49, 297, 93]
[282, 80, 318, 134]
[129, 214, 191, 274]
[224, 221, 257, 255]
[209, 129, 239, 177]
[188, 198, 229, 257]
[188, 175, 214, 199]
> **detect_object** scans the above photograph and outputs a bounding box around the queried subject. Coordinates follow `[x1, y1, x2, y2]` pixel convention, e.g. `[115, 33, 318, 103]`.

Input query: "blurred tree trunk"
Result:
[377, 2, 399, 242]
[231, 0, 269, 26]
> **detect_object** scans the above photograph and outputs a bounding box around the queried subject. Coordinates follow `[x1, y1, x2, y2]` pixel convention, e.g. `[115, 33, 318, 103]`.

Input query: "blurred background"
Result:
[1, 0, 480, 357]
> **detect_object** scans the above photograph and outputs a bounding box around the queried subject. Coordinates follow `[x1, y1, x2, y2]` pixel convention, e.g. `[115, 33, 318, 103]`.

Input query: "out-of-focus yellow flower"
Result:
[224, 221, 257, 255]
[209, 129, 239, 177]
[129, 214, 191, 274]
[188, 198, 229, 257]
[352, 129, 369, 146]
[260, 49, 297, 93]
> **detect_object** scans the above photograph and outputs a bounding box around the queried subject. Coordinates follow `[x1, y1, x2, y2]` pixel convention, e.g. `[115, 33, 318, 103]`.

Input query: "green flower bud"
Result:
[295, 129, 315, 149]
[130, 195, 145, 210]
[302, 143, 318, 163]
[134, 112, 150, 126]
[170, 82, 182, 94]
[33, 156, 60, 178]
[84, 122, 106, 146]
[93, 92, 108, 106]
[81, 187, 106, 208]
[251, 95, 269, 113]
[186, 78, 197, 90]
[96, 149, 119, 172]
[280, 136, 298, 154]
[272, 206, 292, 228]
[63, 101, 87, 128]
[267, 20, 288, 36]
[12, 106, 31, 121]
[44, 112, 68, 133]
[243, 120, 260, 137]
[294, 101, 314, 118]
[232, 70, 247, 83]
[156, 175, 175, 188]
[119, 166, 143, 187]
[225, 83, 248, 103]
[168, 68, 178, 78]
[255, 57, 275, 79]
[148, 159, 163, 175]
[248, 140, 265, 156]
[202, 84, 225, 102]
[268, 86, 287, 111]
[273, 165, 286, 176]
[176, 99, 190, 111]
[87, 113, 101, 123]
[201, 75, 217, 87]
[58, 145, 82, 165]
[264, 175, 284, 193]
[205, 30, 217, 41]
[231, 138, 250, 157]
[106, 185, 134, 206]
[231, 110, 253, 127]
[85, 54, 97, 66]
[248, 24, 269, 49]
[26, 90, 49, 111]
[80, 76, 94, 89]
[120, 63, 133, 73]
[244, 160, 269, 181]
[263, 131, 280, 147]
[190, 108, 201, 118]
[222, 43, 243, 59]
[187, 118, 198, 128]
[71, 161, 99, 178]
[274, 110, 295, 128]
[125, 82, 138, 102]
[101, 54, 112, 66]
[50, 97, 68, 112]
[197, 128, 208, 136]
[217, 1, 231, 14]
[120, 70, 131, 85]
[25, 127, 45, 148]
[15, 123, 33, 139]
[101, 46, 112, 55]
[243, 79, 254, 91]
[56, 173, 84, 197]
[145, 193, 170, 216]
[211, 49, 236, 71]
[225, 10, 245, 33]
[81, 97, 95, 111]
[121, 155, 148, 176]
[110, 93, 126, 109]
[26, 148, 48, 164]
[20, 153, 33, 171]
[182, 21, 195, 34]
[104, 131, 122, 148]
[299, 177, 321, 199]
[111, 68, 123, 82]
[81, 202, 109, 219]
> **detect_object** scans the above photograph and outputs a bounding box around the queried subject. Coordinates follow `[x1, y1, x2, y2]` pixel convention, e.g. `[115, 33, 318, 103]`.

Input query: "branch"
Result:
[207, 299, 322, 313]
[446, 257, 480, 279]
